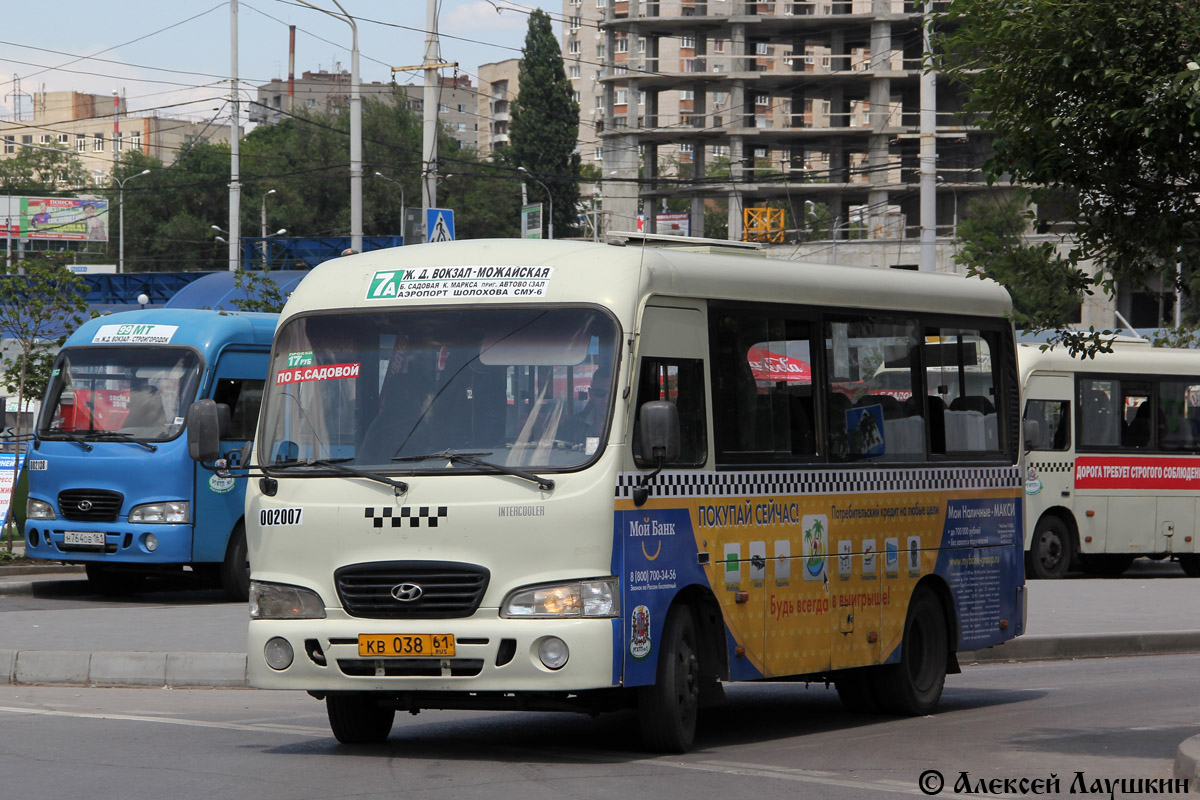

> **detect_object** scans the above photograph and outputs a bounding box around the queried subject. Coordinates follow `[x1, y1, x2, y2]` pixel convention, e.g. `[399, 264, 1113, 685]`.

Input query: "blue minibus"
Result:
[23, 309, 276, 599]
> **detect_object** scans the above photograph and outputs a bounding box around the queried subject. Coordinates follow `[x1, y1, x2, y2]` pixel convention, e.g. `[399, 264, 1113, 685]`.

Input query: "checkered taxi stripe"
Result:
[364, 506, 448, 528]
[1027, 460, 1074, 474]
[615, 465, 1021, 500]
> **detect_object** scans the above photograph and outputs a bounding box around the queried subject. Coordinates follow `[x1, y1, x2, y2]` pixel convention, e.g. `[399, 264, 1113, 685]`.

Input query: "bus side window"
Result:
[633, 358, 706, 467]
[212, 378, 265, 440]
[1023, 399, 1069, 451]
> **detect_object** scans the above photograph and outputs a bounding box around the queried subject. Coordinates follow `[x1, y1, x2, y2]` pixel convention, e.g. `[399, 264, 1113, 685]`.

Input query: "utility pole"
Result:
[918, 0, 937, 272]
[229, 0, 241, 272]
[422, 0, 440, 241]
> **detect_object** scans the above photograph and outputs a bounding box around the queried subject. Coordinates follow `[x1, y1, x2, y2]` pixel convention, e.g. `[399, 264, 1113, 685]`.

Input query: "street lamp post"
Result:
[517, 167, 553, 240]
[116, 168, 151, 274]
[374, 171, 406, 244]
[295, 0, 361, 252]
[260, 188, 276, 267]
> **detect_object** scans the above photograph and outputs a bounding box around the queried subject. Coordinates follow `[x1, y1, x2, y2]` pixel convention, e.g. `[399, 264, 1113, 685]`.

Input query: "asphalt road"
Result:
[0, 654, 1195, 800]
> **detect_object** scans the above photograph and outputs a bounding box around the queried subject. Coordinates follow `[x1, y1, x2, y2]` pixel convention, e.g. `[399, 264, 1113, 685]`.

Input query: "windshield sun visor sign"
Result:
[275, 362, 361, 385]
[92, 323, 179, 344]
[366, 266, 555, 301]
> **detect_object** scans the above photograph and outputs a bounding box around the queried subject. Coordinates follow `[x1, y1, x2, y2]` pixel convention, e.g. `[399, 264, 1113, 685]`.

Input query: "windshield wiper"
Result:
[393, 451, 554, 491]
[86, 431, 158, 452]
[45, 431, 93, 451]
[268, 457, 409, 493]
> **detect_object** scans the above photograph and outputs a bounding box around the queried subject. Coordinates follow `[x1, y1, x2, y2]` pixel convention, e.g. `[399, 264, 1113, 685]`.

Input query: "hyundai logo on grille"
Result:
[78, 500, 93, 511]
[390, 583, 423, 602]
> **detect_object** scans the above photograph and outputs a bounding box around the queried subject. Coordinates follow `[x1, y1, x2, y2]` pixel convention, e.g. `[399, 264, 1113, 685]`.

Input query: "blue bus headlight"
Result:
[129, 501, 190, 524]
[501, 578, 620, 618]
[250, 581, 327, 619]
[27, 499, 56, 521]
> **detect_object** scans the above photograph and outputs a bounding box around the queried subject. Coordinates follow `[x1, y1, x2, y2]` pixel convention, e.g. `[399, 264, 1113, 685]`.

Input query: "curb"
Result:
[0, 649, 248, 688]
[1174, 736, 1200, 794]
[961, 631, 1200, 663]
[0, 575, 89, 597]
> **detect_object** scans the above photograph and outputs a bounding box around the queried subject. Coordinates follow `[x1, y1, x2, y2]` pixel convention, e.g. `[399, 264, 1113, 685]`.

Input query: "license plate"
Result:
[358, 634, 455, 658]
[63, 531, 105, 546]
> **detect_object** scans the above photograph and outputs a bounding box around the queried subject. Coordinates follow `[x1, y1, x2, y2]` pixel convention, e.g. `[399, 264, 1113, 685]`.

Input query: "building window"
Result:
[456, 122, 467, 132]
[115, 132, 123, 152]
[756, 42, 769, 55]
[616, 89, 628, 106]
[21, 135, 32, 145]
[713, 40, 726, 53]
[680, 143, 693, 153]
[682, 35, 695, 49]
[3, 136, 12, 154]
[756, 94, 769, 106]
[76, 134, 87, 152]
[130, 131, 142, 150]
[569, 65, 581, 79]
[638, 37, 646, 53]
[58, 133, 69, 145]
[570, 15, 581, 29]
[306, 98, 317, 108]
[457, 104, 465, 112]
[39, 134, 50, 145]
[93, 133, 104, 152]
[616, 35, 629, 53]
[569, 39, 581, 54]
[572, 91, 581, 103]
[593, 146, 602, 159]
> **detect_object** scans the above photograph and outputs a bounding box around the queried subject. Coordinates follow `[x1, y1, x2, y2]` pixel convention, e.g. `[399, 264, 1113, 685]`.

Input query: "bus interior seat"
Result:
[1122, 403, 1152, 448]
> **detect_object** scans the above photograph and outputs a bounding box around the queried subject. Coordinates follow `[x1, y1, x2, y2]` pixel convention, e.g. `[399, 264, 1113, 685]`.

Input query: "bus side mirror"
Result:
[1022, 418, 1042, 452]
[187, 399, 231, 462]
[634, 401, 680, 507]
[639, 400, 681, 463]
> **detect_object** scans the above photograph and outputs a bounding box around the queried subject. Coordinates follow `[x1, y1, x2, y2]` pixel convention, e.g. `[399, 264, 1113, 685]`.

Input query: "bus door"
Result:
[1023, 372, 1075, 525]
[192, 349, 267, 563]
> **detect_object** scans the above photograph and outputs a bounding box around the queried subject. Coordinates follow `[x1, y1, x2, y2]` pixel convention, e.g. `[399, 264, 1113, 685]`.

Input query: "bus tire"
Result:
[877, 588, 947, 716]
[834, 668, 881, 713]
[1080, 553, 1133, 578]
[326, 693, 395, 744]
[638, 605, 700, 753]
[1027, 517, 1073, 580]
[85, 563, 143, 596]
[1178, 555, 1200, 577]
[220, 523, 250, 602]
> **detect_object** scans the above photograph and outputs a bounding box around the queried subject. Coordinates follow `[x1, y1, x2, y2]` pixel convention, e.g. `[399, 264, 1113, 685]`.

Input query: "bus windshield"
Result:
[40, 346, 202, 441]
[260, 307, 620, 472]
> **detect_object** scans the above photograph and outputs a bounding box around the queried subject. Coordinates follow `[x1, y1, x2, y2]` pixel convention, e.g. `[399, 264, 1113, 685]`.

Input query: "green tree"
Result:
[954, 191, 1091, 338]
[0, 143, 87, 195]
[0, 258, 88, 548]
[506, 9, 583, 239]
[935, 0, 1200, 354]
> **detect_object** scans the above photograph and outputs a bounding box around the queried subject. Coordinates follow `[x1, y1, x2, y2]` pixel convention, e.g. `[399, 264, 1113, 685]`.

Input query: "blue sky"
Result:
[0, 1, 553, 125]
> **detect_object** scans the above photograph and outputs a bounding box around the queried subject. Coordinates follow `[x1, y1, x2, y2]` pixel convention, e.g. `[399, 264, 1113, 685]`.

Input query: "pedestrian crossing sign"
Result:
[426, 208, 455, 242]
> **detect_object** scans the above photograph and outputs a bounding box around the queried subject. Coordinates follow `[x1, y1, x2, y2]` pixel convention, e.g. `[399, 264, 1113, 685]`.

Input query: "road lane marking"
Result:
[0, 705, 328, 737]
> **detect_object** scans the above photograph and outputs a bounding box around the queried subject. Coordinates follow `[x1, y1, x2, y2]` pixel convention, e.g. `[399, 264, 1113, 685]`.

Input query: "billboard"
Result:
[0, 196, 109, 242]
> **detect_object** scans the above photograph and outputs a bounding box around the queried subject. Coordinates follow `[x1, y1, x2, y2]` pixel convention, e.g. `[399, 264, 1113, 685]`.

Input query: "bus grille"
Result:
[335, 561, 490, 619]
[58, 489, 123, 522]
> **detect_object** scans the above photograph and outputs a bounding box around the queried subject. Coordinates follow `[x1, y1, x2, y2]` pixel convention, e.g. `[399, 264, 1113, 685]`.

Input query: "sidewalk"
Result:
[4, 558, 1200, 688]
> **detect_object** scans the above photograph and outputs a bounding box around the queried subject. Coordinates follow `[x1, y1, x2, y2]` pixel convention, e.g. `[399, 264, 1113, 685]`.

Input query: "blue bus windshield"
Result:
[40, 346, 202, 442]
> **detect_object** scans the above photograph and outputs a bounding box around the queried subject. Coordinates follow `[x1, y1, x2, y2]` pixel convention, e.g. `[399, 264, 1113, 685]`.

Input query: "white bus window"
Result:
[1159, 381, 1200, 451]
[1077, 378, 1121, 447]
[925, 329, 1001, 455]
[633, 358, 706, 466]
[1119, 382, 1152, 449]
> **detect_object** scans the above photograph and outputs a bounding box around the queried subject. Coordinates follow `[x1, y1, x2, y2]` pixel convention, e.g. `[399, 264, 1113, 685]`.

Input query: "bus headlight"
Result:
[250, 581, 327, 619]
[27, 499, 56, 521]
[501, 578, 620, 618]
[129, 501, 190, 524]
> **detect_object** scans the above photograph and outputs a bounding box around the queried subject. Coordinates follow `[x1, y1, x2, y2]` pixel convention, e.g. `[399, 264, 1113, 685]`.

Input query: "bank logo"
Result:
[801, 514, 828, 582]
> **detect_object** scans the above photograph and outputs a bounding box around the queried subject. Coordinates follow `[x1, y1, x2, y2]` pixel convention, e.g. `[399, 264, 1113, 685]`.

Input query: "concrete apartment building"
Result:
[476, 59, 522, 157]
[249, 70, 481, 151]
[0, 91, 231, 185]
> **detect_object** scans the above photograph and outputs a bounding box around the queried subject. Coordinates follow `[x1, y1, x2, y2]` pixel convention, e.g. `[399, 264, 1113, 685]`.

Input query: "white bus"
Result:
[189, 237, 1026, 752]
[1021, 341, 1200, 578]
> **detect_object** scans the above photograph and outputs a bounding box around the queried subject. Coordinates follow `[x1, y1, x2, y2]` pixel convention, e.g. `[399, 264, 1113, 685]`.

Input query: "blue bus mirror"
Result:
[187, 399, 230, 462]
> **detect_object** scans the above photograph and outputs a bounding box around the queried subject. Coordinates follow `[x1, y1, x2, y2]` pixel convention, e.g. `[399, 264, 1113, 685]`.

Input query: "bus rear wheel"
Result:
[638, 605, 700, 753]
[877, 588, 948, 716]
[326, 693, 395, 744]
[1027, 517, 1073, 580]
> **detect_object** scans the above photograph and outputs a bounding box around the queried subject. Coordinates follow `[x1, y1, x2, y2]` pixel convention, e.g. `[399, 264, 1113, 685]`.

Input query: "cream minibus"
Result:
[188, 237, 1026, 752]
[1021, 341, 1200, 578]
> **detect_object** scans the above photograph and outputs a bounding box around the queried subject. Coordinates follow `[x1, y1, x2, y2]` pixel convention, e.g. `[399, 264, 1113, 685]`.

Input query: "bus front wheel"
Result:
[1027, 517, 1073, 580]
[877, 588, 948, 716]
[220, 523, 250, 602]
[638, 605, 700, 753]
[326, 693, 395, 744]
